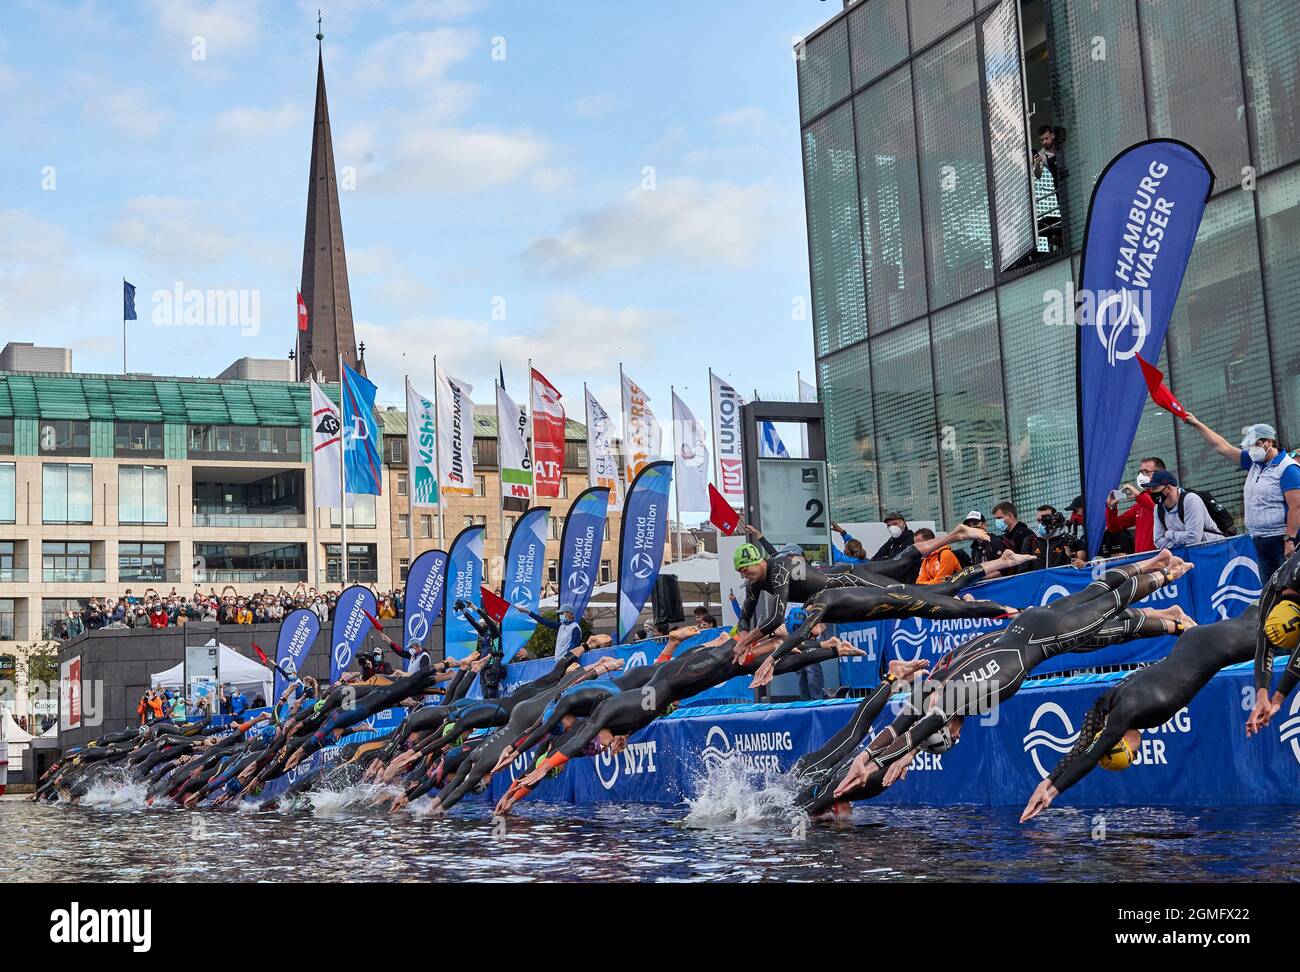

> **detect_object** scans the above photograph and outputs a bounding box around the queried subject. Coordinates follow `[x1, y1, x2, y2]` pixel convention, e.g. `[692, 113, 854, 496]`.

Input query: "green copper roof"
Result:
[0, 371, 338, 426]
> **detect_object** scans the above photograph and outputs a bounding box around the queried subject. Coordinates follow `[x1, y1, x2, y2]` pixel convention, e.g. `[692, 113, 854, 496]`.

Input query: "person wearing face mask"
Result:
[1105, 457, 1165, 553]
[1149, 470, 1218, 549]
[990, 502, 1036, 572]
[1033, 508, 1086, 569]
[870, 513, 914, 563]
[1185, 415, 1300, 581]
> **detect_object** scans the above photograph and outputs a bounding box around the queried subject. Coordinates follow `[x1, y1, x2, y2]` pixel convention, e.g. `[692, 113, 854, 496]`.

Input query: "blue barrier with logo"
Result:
[836, 536, 1263, 689]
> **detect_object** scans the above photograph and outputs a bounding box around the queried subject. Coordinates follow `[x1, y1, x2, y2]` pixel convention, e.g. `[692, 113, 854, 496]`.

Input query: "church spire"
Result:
[296, 14, 357, 382]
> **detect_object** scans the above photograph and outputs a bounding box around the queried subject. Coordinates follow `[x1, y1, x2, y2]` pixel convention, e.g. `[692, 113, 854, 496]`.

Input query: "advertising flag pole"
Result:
[671, 385, 683, 564]
[433, 355, 445, 550]
[495, 374, 507, 589]
[406, 375, 416, 574]
[339, 353, 348, 586]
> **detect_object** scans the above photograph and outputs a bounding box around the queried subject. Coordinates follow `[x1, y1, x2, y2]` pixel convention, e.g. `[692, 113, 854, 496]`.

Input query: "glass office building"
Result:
[800, 0, 1300, 526]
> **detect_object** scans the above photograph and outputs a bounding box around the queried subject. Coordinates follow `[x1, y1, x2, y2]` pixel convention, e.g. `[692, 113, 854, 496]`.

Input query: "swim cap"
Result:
[1264, 600, 1300, 651]
[920, 725, 954, 754]
[733, 543, 764, 571]
[1097, 732, 1134, 771]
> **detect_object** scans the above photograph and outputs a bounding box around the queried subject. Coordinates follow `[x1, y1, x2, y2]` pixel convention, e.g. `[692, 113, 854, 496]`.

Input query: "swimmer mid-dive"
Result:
[1246, 547, 1300, 736]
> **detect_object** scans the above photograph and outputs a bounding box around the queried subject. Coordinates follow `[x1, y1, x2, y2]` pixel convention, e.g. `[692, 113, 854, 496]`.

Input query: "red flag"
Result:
[709, 483, 741, 536]
[1136, 355, 1188, 420]
[530, 367, 566, 498]
[251, 643, 271, 667]
[296, 290, 309, 332]
[480, 586, 510, 625]
[362, 609, 385, 632]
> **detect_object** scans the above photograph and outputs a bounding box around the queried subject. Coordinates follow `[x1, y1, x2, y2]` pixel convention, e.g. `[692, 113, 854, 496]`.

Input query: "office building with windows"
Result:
[801, 0, 1299, 527]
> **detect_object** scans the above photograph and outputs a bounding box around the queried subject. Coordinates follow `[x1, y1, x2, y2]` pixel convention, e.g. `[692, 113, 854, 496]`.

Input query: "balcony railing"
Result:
[193, 513, 309, 529]
[0, 568, 29, 583]
[198, 569, 309, 584]
[118, 567, 182, 583]
[42, 567, 106, 583]
[319, 569, 379, 585]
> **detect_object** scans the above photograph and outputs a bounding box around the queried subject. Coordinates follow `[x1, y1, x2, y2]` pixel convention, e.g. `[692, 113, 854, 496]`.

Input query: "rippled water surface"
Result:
[4, 790, 1297, 882]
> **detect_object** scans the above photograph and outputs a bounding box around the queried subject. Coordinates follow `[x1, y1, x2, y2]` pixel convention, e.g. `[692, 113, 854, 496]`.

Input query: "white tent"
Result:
[151, 640, 273, 704]
[1, 711, 33, 775]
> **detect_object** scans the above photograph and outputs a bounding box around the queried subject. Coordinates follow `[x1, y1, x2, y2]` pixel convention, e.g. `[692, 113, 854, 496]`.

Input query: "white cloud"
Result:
[392, 0, 488, 21]
[571, 92, 615, 120]
[104, 196, 239, 268]
[713, 106, 773, 136]
[83, 86, 172, 138]
[349, 246, 437, 311]
[0, 209, 97, 332]
[531, 167, 575, 192]
[351, 123, 549, 195]
[353, 28, 479, 87]
[520, 177, 777, 277]
[207, 102, 302, 144]
[149, 0, 260, 50]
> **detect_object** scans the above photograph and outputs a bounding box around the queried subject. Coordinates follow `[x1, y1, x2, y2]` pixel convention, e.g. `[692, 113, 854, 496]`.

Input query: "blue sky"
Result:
[0, 0, 836, 471]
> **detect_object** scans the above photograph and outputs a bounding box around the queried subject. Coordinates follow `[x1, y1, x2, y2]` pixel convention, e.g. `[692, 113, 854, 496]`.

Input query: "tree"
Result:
[522, 612, 591, 659]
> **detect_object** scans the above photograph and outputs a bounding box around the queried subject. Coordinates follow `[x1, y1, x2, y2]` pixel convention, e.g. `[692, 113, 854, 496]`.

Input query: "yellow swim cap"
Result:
[1097, 732, 1134, 771]
[1264, 601, 1300, 651]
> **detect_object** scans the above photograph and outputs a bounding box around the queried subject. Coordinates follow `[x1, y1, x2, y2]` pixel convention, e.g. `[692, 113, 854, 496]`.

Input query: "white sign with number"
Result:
[757, 459, 831, 548]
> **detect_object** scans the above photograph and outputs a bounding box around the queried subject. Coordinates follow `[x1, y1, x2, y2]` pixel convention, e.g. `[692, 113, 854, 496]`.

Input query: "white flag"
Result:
[436, 371, 476, 496]
[496, 382, 532, 502]
[585, 387, 623, 511]
[709, 371, 745, 510]
[310, 379, 343, 509]
[406, 378, 439, 507]
[621, 370, 661, 485]
[672, 390, 709, 512]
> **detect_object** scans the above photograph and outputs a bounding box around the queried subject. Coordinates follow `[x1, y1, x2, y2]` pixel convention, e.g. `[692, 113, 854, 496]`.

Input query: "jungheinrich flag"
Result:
[1077, 139, 1212, 557]
[436, 371, 476, 496]
[709, 372, 745, 510]
[585, 387, 623, 511]
[616, 460, 673, 643]
[671, 390, 709, 512]
[621, 370, 661, 486]
[405, 378, 438, 507]
[310, 379, 345, 508]
[531, 368, 566, 499]
[497, 382, 533, 502]
[341, 363, 382, 495]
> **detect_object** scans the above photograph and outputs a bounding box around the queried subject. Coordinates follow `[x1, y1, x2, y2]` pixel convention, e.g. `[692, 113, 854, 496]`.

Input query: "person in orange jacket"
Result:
[914, 528, 961, 585]
[137, 689, 165, 725]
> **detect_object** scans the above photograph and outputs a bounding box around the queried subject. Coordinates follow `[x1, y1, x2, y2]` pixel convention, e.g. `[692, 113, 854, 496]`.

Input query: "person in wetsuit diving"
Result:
[1246, 547, 1300, 735]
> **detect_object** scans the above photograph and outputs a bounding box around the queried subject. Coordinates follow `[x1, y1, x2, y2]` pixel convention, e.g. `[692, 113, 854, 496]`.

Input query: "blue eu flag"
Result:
[123, 281, 137, 321]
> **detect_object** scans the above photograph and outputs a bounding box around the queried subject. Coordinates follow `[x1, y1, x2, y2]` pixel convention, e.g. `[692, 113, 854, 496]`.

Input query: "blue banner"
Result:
[273, 608, 320, 702]
[501, 507, 550, 659]
[616, 460, 674, 643]
[1077, 139, 1213, 556]
[442, 525, 485, 660]
[341, 362, 383, 495]
[403, 549, 448, 665]
[559, 486, 610, 619]
[329, 585, 377, 683]
[835, 536, 1262, 688]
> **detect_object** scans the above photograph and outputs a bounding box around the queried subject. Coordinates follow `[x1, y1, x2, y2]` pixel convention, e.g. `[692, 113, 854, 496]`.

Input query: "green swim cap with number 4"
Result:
[733, 543, 764, 571]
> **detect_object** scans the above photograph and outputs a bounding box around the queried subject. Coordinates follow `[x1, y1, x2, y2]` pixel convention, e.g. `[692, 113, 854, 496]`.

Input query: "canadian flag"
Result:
[297, 290, 309, 332]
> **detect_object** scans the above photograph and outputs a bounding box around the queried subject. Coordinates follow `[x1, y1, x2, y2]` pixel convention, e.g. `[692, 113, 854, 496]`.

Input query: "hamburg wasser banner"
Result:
[616, 460, 673, 643]
[560, 486, 611, 619]
[442, 525, 485, 659]
[1077, 139, 1213, 556]
[500, 506, 550, 658]
[274, 608, 320, 702]
[330, 585, 378, 683]
[403, 548, 448, 660]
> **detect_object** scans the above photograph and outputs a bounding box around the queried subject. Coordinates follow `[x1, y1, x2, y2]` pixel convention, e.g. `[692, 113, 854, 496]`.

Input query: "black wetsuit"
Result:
[1045, 609, 1259, 796]
[1255, 549, 1300, 701]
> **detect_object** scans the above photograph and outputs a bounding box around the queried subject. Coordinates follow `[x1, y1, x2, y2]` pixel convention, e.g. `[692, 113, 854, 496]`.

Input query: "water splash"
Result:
[682, 752, 805, 830]
[79, 772, 151, 811]
[308, 783, 401, 816]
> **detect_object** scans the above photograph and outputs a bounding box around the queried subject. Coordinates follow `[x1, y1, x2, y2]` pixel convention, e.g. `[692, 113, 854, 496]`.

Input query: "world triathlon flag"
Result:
[330, 585, 377, 683]
[1077, 139, 1212, 557]
[273, 608, 320, 702]
[403, 549, 448, 664]
[441, 525, 485, 660]
[500, 506, 550, 658]
[341, 363, 382, 495]
[560, 486, 610, 619]
[616, 460, 673, 643]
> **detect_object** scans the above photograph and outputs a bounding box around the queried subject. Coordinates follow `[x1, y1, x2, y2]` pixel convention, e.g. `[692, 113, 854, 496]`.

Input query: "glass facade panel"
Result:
[855, 66, 928, 333]
[804, 103, 868, 355]
[908, 0, 973, 52]
[799, 19, 851, 123]
[37, 419, 90, 456]
[1046, 0, 1148, 252]
[0, 462, 13, 523]
[1140, 0, 1249, 196]
[43, 463, 92, 524]
[997, 264, 1080, 511]
[114, 421, 163, 456]
[931, 293, 1010, 519]
[1239, 0, 1300, 174]
[1259, 167, 1300, 443]
[914, 26, 993, 309]
[848, 0, 910, 89]
[819, 343, 879, 521]
[870, 320, 941, 521]
[118, 465, 167, 525]
[328, 493, 377, 528]
[1167, 192, 1273, 518]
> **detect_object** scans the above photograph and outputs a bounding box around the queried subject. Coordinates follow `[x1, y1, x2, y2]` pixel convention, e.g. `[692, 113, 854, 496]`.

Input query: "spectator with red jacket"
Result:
[1106, 456, 1166, 553]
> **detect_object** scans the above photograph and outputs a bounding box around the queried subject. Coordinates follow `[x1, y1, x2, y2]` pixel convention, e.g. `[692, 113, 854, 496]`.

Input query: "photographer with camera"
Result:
[1033, 506, 1086, 570]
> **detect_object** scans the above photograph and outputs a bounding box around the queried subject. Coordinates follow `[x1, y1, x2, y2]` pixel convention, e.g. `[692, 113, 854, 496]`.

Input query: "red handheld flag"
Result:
[709, 483, 741, 536]
[480, 586, 510, 625]
[296, 290, 309, 332]
[1136, 355, 1188, 420]
[251, 643, 271, 666]
[362, 609, 385, 632]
